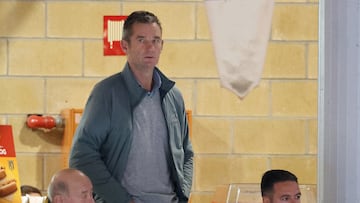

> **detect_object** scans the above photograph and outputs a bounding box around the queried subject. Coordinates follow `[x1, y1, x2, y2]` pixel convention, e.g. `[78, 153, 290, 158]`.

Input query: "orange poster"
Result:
[0, 125, 21, 203]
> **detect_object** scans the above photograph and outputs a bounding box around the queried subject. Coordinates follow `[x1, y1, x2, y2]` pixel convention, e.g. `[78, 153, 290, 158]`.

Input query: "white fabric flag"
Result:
[205, 0, 274, 99]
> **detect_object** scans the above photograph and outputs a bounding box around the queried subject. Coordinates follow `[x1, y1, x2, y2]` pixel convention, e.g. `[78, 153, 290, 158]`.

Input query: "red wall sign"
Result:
[103, 16, 128, 56]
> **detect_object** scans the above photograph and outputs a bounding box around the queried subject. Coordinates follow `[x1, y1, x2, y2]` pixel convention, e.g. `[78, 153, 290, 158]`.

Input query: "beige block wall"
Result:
[0, 0, 318, 202]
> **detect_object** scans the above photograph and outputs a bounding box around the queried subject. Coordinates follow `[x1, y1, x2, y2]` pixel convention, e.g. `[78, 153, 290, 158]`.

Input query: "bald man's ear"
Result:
[53, 195, 63, 203]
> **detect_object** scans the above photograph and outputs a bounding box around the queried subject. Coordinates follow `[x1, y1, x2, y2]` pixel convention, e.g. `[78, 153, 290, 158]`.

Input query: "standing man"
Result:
[69, 10, 193, 203]
[47, 168, 95, 203]
[261, 169, 301, 203]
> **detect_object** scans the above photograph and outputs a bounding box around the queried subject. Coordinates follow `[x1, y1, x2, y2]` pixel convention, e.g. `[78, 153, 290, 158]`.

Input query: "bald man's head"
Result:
[47, 168, 94, 203]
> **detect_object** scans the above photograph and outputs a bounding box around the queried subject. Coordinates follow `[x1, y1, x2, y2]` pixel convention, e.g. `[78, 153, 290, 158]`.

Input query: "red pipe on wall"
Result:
[26, 115, 63, 129]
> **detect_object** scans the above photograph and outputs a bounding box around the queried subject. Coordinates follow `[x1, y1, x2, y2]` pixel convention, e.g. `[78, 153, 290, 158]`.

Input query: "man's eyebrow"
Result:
[135, 36, 161, 39]
[81, 190, 90, 195]
[280, 194, 291, 198]
[280, 192, 302, 199]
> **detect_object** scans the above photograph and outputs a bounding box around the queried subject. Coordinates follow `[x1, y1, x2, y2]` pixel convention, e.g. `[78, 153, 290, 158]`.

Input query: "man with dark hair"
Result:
[21, 185, 42, 197]
[261, 169, 301, 203]
[69, 10, 193, 203]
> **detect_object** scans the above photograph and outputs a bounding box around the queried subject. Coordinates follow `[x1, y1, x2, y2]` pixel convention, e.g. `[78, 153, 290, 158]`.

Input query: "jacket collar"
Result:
[121, 63, 175, 108]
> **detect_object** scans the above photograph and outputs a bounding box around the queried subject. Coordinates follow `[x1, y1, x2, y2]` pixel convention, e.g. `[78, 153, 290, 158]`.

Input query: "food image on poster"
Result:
[0, 126, 22, 203]
[0, 166, 17, 197]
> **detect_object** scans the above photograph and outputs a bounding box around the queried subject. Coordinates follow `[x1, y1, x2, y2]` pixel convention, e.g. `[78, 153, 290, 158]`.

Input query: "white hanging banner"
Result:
[205, 0, 274, 99]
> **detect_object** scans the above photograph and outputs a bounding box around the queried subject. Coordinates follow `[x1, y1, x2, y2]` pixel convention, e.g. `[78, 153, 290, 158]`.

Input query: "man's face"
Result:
[264, 181, 301, 203]
[64, 176, 95, 203]
[121, 22, 163, 72]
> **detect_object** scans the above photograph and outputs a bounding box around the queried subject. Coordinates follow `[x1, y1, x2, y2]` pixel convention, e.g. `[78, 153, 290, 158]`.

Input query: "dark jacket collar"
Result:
[121, 63, 175, 108]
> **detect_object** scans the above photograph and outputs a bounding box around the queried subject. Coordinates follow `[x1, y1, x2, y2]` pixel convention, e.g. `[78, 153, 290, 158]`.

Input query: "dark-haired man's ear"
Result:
[120, 40, 128, 54]
[262, 196, 271, 203]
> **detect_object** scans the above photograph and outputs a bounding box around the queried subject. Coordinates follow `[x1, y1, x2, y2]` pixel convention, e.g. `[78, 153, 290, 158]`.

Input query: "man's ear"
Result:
[53, 195, 63, 203]
[120, 40, 128, 53]
[262, 196, 271, 203]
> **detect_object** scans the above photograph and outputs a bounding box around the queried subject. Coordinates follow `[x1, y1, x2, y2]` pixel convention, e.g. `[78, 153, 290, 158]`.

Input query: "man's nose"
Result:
[144, 41, 156, 50]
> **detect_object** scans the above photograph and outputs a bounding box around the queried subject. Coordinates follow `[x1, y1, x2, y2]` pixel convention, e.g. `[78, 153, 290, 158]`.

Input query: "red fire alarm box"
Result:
[103, 15, 128, 56]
